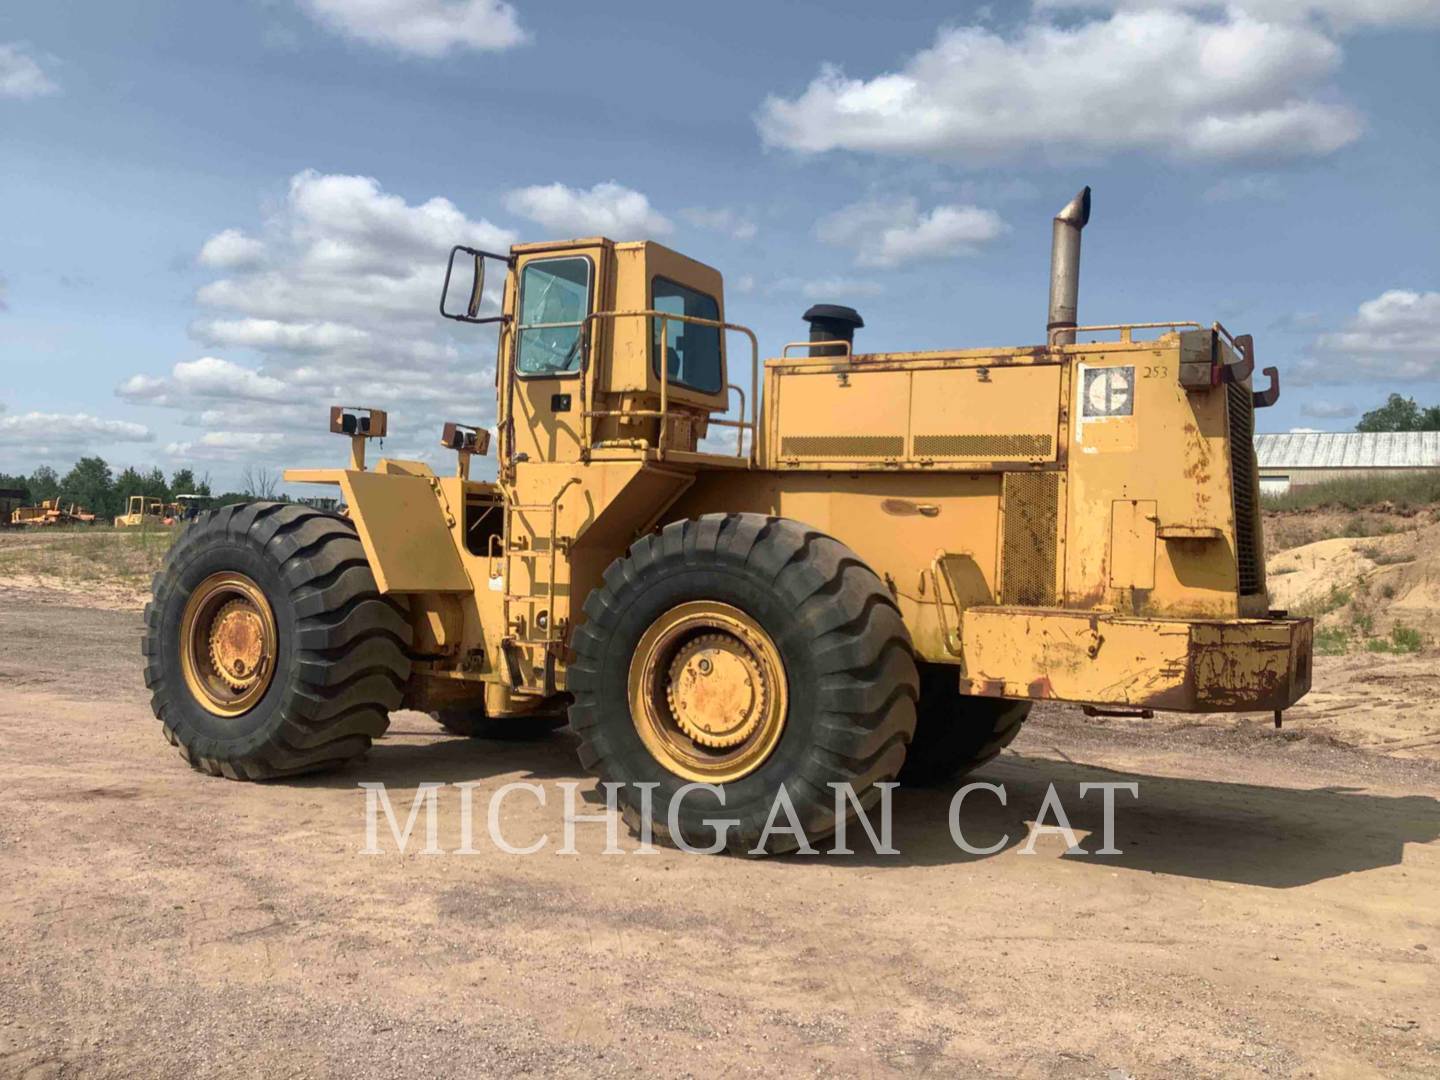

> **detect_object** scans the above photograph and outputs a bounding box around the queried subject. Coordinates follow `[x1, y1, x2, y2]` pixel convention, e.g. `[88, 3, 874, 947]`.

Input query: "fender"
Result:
[284, 461, 471, 594]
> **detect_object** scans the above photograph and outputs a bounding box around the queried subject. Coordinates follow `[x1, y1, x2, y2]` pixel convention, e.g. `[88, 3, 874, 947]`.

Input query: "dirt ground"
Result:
[2, 582, 1439, 1077]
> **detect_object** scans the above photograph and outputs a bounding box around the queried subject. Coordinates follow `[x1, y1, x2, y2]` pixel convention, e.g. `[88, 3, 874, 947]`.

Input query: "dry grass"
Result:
[1262, 471, 1440, 512]
[0, 525, 179, 590]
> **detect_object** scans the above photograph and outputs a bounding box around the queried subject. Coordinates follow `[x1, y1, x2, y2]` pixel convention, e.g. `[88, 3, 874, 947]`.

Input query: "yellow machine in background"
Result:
[11, 499, 97, 526]
[115, 495, 166, 528]
[143, 187, 1311, 853]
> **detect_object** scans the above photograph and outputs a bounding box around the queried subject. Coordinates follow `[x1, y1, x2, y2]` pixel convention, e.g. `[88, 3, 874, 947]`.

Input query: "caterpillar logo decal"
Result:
[1082, 365, 1135, 418]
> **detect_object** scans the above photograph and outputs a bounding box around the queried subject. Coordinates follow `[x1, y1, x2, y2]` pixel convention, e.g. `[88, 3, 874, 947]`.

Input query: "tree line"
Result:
[1356, 395, 1440, 433]
[0, 458, 283, 519]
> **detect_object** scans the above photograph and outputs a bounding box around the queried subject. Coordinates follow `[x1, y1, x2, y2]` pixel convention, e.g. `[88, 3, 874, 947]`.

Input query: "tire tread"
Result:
[143, 501, 412, 780]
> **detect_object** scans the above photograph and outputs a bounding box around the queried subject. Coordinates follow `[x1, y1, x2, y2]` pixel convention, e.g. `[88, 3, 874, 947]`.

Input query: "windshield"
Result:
[516, 257, 591, 376]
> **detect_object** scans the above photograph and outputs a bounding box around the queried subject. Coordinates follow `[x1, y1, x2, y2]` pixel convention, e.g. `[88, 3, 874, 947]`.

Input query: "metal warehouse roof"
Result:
[1255, 431, 1440, 469]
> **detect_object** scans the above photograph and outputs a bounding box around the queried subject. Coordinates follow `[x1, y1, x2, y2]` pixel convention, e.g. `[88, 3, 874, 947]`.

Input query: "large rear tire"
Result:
[568, 514, 918, 855]
[898, 662, 1030, 786]
[143, 502, 412, 779]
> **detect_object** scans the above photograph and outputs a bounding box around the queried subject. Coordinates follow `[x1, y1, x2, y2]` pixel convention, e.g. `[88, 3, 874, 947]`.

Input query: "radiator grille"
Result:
[1000, 472, 1059, 606]
[1227, 382, 1263, 595]
[779, 435, 904, 458]
[914, 433, 1053, 459]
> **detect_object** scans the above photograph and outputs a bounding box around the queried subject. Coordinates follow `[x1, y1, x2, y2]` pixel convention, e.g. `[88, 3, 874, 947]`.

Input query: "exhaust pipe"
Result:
[1047, 186, 1091, 346]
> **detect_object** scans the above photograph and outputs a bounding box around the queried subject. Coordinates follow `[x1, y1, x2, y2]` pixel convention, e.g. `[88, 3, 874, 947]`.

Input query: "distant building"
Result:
[1255, 431, 1440, 494]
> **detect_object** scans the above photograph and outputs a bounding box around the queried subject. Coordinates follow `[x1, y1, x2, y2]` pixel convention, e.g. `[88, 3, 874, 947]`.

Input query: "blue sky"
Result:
[2, 0, 1438, 488]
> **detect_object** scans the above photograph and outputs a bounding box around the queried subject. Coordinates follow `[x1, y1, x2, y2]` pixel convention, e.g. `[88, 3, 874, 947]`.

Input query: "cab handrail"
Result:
[578, 309, 759, 466]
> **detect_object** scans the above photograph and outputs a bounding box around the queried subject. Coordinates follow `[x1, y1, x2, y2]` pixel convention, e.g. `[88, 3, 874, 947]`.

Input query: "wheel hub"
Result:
[665, 633, 770, 749]
[628, 601, 789, 784]
[180, 572, 278, 718]
[208, 598, 267, 691]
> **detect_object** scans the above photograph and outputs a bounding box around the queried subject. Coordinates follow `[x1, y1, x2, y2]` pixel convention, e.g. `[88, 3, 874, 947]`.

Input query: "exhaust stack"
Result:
[1047, 186, 1091, 346]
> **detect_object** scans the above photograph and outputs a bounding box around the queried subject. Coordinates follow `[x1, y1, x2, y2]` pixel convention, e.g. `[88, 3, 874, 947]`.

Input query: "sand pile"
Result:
[1266, 514, 1440, 643]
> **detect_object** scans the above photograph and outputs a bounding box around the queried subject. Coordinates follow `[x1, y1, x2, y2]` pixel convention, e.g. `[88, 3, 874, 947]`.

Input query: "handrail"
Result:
[1052, 321, 1202, 345]
[929, 554, 965, 657]
[781, 340, 853, 358]
[580, 309, 759, 466]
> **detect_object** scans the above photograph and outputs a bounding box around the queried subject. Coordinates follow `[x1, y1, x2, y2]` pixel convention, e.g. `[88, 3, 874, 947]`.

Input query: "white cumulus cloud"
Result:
[165, 431, 291, 460]
[298, 0, 526, 56]
[198, 229, 266, 269]
[504, 181, 672, 239]
[0, 411, 151, 445]
[1036, 0, 1440, 30]
[1299, 290, 1440, 382]
[817, 198, 1007, 267]
[118, 170, 517, 473]
[756, 10, 1361, 163]
[192, 317, 370, 352]
[0, 42, 58, 99]
[172, 357, 292, 402]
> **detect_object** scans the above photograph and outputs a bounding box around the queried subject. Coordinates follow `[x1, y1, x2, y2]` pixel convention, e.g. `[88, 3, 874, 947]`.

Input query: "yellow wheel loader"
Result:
[143, 187, 1311, 852]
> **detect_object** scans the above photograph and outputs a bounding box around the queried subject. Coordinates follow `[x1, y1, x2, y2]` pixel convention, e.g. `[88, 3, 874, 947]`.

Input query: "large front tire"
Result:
[143, 502, 412, 779]
[568, 514, 918, 855]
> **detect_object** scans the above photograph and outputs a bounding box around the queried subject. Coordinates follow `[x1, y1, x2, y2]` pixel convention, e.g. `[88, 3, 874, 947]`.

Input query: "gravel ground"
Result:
[1, 590, 1438, 1078]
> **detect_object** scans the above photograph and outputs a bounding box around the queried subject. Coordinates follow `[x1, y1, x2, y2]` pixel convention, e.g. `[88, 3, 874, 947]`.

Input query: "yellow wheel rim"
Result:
[627, 601, 788, 783]
[180, 572, 278, 717]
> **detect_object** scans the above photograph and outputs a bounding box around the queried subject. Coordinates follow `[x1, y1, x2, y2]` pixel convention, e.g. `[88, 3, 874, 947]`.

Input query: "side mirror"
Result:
[441, 245, 513, 325]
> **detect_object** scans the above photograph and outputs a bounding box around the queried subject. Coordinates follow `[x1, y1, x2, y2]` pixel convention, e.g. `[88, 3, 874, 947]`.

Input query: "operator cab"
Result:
[446, 238, 753, 470]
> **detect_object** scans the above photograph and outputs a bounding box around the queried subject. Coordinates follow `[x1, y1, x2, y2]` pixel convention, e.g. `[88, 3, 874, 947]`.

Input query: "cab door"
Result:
[505, 244, 610, 466]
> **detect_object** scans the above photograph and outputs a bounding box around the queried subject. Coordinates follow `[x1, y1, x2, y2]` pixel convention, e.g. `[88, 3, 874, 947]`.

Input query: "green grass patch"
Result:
[1293, 583, 1353, 619]
[1262, 472, 1440, 512]
[1369, 550, 1416, 566]
[1314, 626, 1352, 655]
[1365, 624, 1424, 654]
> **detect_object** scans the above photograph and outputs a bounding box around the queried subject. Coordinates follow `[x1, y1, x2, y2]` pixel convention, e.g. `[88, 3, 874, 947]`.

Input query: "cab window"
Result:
[516, 257, 591, 377]
[651, 277, 722, 394]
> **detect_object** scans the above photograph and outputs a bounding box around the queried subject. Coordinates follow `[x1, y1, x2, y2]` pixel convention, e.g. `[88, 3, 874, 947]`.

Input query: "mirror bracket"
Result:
[441, 245, 514, 324]
[441, 421, 490, 480]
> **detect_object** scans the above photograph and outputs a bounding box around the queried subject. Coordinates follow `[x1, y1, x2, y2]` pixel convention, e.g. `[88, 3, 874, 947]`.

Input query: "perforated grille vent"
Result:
[1000, 472, 1060, 606]
[1227, 382, 1263, 596]
[779, 435, 905, 458]
[914, 433, 1053, 459]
